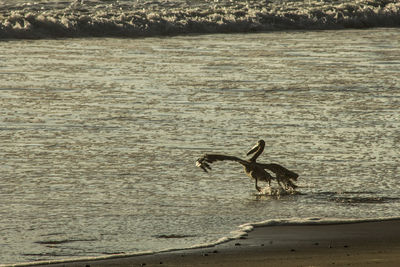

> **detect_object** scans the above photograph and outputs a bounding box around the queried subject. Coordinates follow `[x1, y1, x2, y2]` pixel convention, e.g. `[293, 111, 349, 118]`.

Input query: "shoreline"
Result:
[20, 219, 400, 267]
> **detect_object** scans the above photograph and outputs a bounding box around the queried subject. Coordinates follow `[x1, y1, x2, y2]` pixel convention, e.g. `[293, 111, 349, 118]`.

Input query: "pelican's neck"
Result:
[249, 144, 264, 162]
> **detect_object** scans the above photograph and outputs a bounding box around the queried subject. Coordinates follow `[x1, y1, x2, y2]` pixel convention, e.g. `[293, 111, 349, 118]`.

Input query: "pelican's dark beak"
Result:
[246, 143, 259, 156]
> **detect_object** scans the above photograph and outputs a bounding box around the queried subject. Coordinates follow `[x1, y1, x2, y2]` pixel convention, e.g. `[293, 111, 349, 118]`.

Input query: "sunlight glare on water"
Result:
[0, 28, 399, 264]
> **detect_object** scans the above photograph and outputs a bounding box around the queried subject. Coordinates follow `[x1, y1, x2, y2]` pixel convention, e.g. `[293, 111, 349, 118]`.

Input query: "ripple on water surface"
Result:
[0, 28, 399, 264]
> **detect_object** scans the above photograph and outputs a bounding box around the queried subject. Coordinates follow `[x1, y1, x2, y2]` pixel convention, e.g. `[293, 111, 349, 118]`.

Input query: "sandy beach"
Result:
[30, 219, 400, 267]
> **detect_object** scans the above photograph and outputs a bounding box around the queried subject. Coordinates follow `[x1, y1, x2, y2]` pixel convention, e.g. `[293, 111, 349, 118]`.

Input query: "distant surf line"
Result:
[1, 0, 399, 39]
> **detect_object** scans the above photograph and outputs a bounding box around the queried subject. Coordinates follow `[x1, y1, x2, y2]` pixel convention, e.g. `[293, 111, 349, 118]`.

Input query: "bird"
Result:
[196, 140, 298, 192]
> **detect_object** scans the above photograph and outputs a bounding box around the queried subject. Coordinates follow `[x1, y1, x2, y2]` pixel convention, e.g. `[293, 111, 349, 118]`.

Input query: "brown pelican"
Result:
[196, 140, 299, 192]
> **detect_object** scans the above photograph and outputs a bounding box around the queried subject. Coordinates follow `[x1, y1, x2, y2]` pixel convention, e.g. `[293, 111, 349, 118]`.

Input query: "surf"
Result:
[1, 0, 399, 39]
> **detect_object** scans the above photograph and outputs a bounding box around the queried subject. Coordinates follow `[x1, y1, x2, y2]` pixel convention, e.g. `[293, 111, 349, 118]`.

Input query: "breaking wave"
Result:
[6, 217, 400, 267]
[0, 0, 399, 39]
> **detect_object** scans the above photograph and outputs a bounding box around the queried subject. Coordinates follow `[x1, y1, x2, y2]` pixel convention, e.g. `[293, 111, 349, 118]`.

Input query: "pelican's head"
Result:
[246, 139, 265, 156]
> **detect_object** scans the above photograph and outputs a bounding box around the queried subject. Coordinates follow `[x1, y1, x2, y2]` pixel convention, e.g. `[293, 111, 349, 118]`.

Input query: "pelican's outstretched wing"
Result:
[196, 154, 247, 173]
[259, 163, 299, 180]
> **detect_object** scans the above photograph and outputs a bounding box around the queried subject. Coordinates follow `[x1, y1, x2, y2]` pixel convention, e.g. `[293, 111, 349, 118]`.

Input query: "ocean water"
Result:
[1, 0, 400, 266]
[1, 0, 400, 39]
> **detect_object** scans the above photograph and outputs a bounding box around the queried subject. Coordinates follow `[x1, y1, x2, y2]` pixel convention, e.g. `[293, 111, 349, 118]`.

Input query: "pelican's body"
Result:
[243, 160, 274, 191]
[196, 140, 298, 192]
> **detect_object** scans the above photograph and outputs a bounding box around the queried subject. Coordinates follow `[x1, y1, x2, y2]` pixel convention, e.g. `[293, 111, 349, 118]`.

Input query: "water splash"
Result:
[256, 185, 299, 197]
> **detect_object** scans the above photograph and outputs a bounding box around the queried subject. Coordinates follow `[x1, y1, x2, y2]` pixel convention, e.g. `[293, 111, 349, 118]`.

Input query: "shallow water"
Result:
[0, 28, 400, 264]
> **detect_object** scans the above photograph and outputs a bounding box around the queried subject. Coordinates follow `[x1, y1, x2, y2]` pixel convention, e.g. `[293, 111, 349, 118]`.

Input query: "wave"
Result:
[5, 216, 400, 267]
[0, 0, 399, 40]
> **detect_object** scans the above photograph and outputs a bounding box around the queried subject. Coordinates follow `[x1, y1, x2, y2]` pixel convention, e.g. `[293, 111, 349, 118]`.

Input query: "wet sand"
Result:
[36, 220, 400, 267]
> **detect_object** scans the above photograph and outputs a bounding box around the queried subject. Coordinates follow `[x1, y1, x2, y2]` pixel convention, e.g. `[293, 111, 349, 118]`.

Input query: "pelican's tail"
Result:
[285, 179, 298, 190]
[276, 175, 298, 190]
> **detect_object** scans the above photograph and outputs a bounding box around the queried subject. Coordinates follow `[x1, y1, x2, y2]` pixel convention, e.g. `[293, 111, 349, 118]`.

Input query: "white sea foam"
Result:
[180, 216, 400, 251]
[0, 0, 399, 39]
